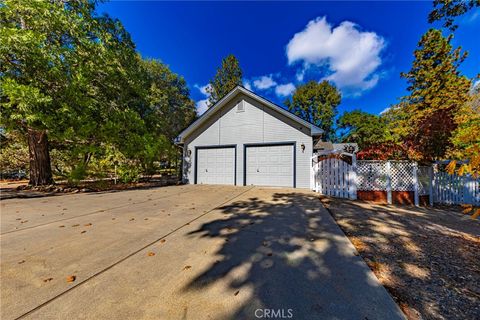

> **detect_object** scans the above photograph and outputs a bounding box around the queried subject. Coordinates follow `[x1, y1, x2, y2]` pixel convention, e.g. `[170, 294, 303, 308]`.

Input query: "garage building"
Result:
[175, 86, 323, 188]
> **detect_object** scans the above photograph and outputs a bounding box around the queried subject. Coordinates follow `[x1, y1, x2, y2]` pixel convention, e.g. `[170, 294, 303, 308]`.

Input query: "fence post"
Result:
[350, 154, 357, 200]
[429, 166, 434, 206]
[310, 156, 315, 191]
[386, 161, 392, 205]
[413, 162, 419, 206]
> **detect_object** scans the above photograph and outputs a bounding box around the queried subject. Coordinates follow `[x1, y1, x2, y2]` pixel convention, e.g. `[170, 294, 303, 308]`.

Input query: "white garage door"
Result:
[246, 144, 294, 187]
[196, 147, 235, 185]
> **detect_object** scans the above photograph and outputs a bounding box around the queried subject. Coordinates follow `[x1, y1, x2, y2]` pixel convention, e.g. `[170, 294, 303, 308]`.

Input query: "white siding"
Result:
[183, 94, 313, 188]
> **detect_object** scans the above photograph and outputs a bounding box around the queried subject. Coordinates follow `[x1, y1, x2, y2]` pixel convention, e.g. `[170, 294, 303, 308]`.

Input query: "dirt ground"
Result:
[0, 177, 178, 200]
[321, 197, 480, 320]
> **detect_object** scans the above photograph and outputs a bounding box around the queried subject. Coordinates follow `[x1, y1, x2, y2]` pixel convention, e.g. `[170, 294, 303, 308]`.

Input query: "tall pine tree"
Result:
[207, 55, 243, 106]
[400, 29, 471, 161]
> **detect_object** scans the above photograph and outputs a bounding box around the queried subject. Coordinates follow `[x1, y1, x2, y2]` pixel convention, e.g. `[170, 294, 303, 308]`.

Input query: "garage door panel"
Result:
[197, 147, 235, 185]
[245, 145, 294, 187]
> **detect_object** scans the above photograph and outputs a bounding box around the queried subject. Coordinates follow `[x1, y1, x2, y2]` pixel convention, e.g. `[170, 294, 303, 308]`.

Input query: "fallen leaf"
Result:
[160, 239, 166, 243]
[129, 218, 135, 221]
[16, 218, 21, 220]
[471, 209, 480, 220]
[183, 265, 191, 270]
[84, 223, 92, 227]
[21, 220, 28, 223]
[112, 218, 116, 220]
[147, 252, 155, 256]
[62, 208, 67, 211]
[66, 275, 76, 283]
[80, 230, 86, 234]
[43, 277, 53, 283]
[72, 224, 79, 227]
[144, 218, 149, 220]
[18, 260, 25, 264]
[59, 225, 65, 228]
[462, 206, 473, 214]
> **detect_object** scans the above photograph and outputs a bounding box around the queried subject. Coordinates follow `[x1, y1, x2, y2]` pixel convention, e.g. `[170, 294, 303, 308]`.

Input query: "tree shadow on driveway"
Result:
[183, 192, 404, 320]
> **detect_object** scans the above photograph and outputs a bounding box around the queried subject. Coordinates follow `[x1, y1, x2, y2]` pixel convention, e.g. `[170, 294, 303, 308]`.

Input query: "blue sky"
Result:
[99, 1, 480, 116]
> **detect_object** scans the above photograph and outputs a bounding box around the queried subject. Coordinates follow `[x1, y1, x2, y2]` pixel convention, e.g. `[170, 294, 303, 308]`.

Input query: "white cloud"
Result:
[195, 84, 211, 96]
[275, 83, 296, 97]
[196, 99, 209, 115]
[379, 107, 390, 115]
[194, 84, 211, 115]
[296, 69, 305, 82]
[243, 80, 252, 91]
[253, 75, 277, 90]
[286, 16, 385, 94]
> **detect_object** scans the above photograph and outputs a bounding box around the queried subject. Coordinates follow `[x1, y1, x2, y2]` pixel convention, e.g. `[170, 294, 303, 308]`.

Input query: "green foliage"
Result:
[0, 0, 196, 184]
[337, 110, 391, 149]
[117, 164, 141, 183]
[68, 164, 88, 185]
[0, 131, 29, 172]
[448, 88, 480, 174]
[398, 29, 472, 161]
[285, 81, 341, 141]
[429, 0, 480, 31]
[140, 58, 196, 142]
[207, 54, 243, 106]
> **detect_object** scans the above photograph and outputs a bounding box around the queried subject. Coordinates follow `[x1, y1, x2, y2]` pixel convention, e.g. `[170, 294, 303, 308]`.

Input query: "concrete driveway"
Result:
[1, 185, 404, 320]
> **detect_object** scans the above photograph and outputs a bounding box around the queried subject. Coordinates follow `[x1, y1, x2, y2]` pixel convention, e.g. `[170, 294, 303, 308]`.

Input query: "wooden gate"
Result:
[311, 156, 357, 199]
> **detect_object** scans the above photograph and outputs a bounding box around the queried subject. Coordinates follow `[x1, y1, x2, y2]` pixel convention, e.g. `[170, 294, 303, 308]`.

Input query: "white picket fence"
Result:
[434, 172, 480, 205]
[311, 157, 356, 199]
[311, 155, 480, 206]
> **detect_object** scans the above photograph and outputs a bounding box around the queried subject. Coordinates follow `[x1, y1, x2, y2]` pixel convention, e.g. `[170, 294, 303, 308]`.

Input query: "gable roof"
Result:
[175, 86, 323, 144]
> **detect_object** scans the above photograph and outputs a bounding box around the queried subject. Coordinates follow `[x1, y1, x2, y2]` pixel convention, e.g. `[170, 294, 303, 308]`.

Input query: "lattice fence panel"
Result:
[356, 161, 387, 191]
[390, 161, 414, 191]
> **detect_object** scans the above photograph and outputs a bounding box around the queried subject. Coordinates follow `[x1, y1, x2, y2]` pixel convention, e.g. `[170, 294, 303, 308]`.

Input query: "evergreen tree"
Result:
[207, 55, 243, 106]
[429, 0, 480, 31]
[399, 29, 471, 161]
[0, 0, 139, 185]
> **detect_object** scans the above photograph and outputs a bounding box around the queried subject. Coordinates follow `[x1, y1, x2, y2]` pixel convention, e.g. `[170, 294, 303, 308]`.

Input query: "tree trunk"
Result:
[27, 128, 53, 186]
